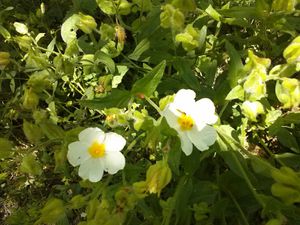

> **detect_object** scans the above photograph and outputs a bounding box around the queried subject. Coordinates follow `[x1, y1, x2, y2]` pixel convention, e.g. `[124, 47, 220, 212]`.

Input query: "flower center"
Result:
[88, 141, 105, 158]
[178, 113, 194, 131]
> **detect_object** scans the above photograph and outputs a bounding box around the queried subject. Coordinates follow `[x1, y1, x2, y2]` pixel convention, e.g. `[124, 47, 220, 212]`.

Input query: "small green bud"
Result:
[159, 95, 174, 111]
[275, 78, 300, 108]
[271, 183, 300, 204]
[160, 4, 185, 31]
[243, 69, 267, 101]
[0, 52, 10, 70]
[23, 88, 39, 110]
[76, 13, 97, 34]
[265, 218, 282, 225]
[145, 160, 172, 196]
[70, 195, 86, 209]
[241, 101, 265, 121]
[284, 36, 300, 64]
[15, 35, 32, 51]
[271, 167, 300, 187]
[175, 24, 200, 51]
[118, 0, 132, 15]
[272, 0, 297, 13]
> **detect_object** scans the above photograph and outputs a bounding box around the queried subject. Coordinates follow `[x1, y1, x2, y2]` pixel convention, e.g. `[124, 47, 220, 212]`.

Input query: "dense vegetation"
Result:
[0, 0, 300, 224]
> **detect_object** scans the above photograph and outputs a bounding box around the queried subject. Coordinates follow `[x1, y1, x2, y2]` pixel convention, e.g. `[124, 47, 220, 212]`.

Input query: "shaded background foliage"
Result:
[0, 0, 300, 225]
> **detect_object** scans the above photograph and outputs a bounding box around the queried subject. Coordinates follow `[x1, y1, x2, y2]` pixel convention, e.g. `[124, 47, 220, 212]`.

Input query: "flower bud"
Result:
[160, 4, 185, 31]
[0, 52, 10, 70]
[284, 36, 300, 64]
[271, 167, 300, 188]
[271, 183, 300, 205]
[241, 101, 265, 121]
[145, 160, 172, 196]
[23, 88, 39, 110]
[275, 78, 300, 108]
[76, 13, 97, 34]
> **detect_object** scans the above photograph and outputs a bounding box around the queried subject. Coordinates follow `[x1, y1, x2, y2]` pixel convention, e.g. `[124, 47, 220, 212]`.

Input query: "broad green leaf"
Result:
[0, 138, 13, 159]
[131, 60, 166, 96]
[167, 137, 181, 176]
[20, 154, 43, 176]
[0, 24, 11, 39]
[225, 84, 244, 100]
[128, 38, 150, 61]
[205, 5, 221, 21]
[23, 120, 43, 144]
[218, 150, 249, 180]
[275, 128, 299, 153]
[250, 157, 275, 177]
[36, 198, 65, 224]
[80, 89, 132, 109]
[174, 59, 201, 90]
[95, 50, 116, 74]
[39, 120, 65, 140]
[174, 176, 193, 225]
[269, 112, 300, 134]
[225, 41, 244, 88]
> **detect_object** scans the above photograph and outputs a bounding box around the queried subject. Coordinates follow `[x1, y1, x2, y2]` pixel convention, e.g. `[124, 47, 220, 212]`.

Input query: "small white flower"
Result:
[162, 89, 218, 156]
[67, 127, 126, 182]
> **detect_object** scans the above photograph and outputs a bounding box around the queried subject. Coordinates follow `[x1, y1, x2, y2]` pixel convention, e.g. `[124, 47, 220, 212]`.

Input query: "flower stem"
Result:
[144, 96, 161, 115]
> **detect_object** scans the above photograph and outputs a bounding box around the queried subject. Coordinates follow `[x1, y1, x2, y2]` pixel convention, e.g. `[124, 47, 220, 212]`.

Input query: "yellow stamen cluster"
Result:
[88, 142, 106, 158]
[178, 113, 194, 131]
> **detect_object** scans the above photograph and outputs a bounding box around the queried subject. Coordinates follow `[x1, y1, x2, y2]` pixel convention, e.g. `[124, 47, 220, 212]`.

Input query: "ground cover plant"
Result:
[0, 0, 300, 224]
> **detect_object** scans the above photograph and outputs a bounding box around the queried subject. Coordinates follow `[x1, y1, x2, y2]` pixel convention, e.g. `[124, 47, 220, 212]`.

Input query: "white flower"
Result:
[162, 89, 218, 156]
[67, 127, 126, 182]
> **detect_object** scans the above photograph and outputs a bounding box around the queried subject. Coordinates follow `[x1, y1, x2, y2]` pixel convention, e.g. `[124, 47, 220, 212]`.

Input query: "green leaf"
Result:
[269, 112, 300, 134]
[131, 60, 166, 96]
[205, 5, 221, 21]
[225, 41, 244, 88]
[128, 38, 150, 61]
[275, 128, 299, 153]
[35, 198, 66, 224]
[0, 24, 11, 39]
[225, 84, 244, 100]
[80, 89, 132, 109]
[95, 50, 116, 74]
[0, 138, 13, 159]
[167, 137, 181, 176]
[39, 120, 65, 140]
[174, 59, 201, 90]
[20, 154, 43, 176]
[218, 150, 249, 179]
[23, 120, 43, 144]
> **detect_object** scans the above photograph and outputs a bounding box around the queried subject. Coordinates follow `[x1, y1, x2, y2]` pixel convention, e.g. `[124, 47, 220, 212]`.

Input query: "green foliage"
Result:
[1, 0, 300, 224]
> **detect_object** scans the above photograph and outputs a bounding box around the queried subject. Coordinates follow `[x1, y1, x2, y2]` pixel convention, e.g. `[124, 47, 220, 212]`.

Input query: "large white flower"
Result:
[163, 89, 218, 156]
[67, 127, 126, 182]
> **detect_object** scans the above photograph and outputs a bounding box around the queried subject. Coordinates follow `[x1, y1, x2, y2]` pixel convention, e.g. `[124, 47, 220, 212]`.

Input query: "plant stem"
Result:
[144, 96, 161, 115]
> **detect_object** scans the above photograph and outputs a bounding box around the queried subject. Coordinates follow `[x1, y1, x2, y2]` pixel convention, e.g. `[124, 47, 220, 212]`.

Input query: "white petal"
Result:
[162, 104, 181, 131]
[178, 132, 193, 156]
[104, 132, 126, 152]
[103, 152, 125, 174]
[78, 158, 104, 182]
[187, 125, 217, 151]
[193, 98, 218, 125]
[67, 141, 90, 166]
[172, 89, 196, 113]
[79, 127, 105, 144]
